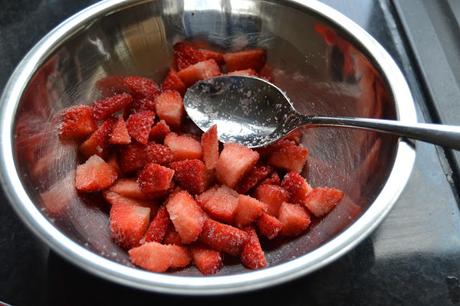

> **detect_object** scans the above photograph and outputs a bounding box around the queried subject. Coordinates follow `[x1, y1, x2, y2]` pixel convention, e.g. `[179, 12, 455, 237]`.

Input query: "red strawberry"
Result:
[79, 118, 115, 158]
[260, 172, 281, 186]
[138, 163, 174, 195]
[161, 69, 186, 96]
[173, 42, 223, 70]
[109, 117, 131, 145]
[75, 155, 117, 192]
[118, 143, 147, 173]
[103, 191, 154, 209]
[254, 184, 288, 216]
[166, 190, 206, 244]
[241, 227, 267, 269]
[143, 206, 170, 243]
[177, 59, 221, 87]
[110, 202, 150, 249]
[191, 245, 223, 275]
[130, 98, 156, 113]
[257, 138, 296, 158]
[281, 172, 312, 205]
[201, 125, 219, 170]
[107, 154, 121, 175]
[195, 186, 218, 206]
[216, 143, 259, 188]
[95, 76, 128, 97]
[223, 49, 266, 72]
[164, 133, 203, 160]
[278, 202, 311, 237]
[155, 90, 184, 128]
[59, 105, 97, 139]
[257, 213, 282, 240]
[144, 143, 174, 165]
[126, 110, 155, 144]
[197, 185, 239, 223]
[304, 187, 344, 217]
[234, 195, 266, 228]
[123, 76, 160, 100]
[236, 164, 273, 194]
[170, 159, 208, 194]
[149, 120, 170, 142]
[268, 143, 308, 173]
[129, 241, 191, 272]
[163, 228, 183, 245]
[285, 129, 303, 144]
[226, 68, 257, 77]
[92, 93, 133, 120]
[199, 219, 249, 256]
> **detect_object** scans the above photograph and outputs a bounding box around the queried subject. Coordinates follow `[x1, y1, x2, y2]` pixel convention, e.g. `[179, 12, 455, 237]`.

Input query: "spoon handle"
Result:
[298, 115, 460, 150]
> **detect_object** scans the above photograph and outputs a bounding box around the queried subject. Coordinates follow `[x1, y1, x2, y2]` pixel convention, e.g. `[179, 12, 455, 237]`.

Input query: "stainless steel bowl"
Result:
[0, 0, 416, 295]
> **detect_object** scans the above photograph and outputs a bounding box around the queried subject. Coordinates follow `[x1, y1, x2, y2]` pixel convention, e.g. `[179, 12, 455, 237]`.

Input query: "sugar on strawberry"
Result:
[216, 143, 259, 188]
[196, 185, 239, 224]
[223, 49, 266, 72]
[129, 241, 191, 272]
[75, 155, 118, 192]
[126, 110, 155, 145]
[143, 205, 170, 243]
[176, 59, 221, 87]
[199, 219, 249, 256]
[149, 120, 170, 142]
[191, 245, 223, 275]
[59, 105, 97, 139]
[170, 159, 209, 194]
[164, 132, 203, 160]
[241, 227, 267, 269]
[79, 118, 115, 158]
[281, 172, 312, 205]
[161, 69, 187, 96]
[257, 213, 282, 240]
[155, 90, 184, 128]
[138, 163, 174, 196]
[109, 117, 131, 145]
[92, 93, 133, 120]
[234, 195, 266, 228]
[304, 187, 344, 217]
[201, 125, 219, 170]
[254, 184, 288, 216]
[278, 202, 311, 237]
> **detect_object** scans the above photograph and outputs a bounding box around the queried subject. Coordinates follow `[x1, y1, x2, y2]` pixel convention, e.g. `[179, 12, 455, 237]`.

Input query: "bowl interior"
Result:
[13, 0, 397, 277]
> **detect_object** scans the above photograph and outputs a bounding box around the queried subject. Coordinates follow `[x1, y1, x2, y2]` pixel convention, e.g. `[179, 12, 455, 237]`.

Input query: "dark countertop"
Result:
[1, 0, 460, 305]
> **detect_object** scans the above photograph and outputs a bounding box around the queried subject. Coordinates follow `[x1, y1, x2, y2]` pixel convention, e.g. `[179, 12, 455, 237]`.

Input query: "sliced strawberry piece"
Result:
[257, 213, 282, 240]
[155, 90, 184, 128]
[103, 191, 154, 209]
[241, 227, 267, 269]
[129, 241, 191, 272]
[216, 143, 259, 188]
[126, 110, 155, 144]
[173, 42, 223, 70]
[268, 143, 308, 173]
[164, 133, 203, 160]
[177, 59, 221, 87]
[166, 190, 206, 244]
[161, 69, 186, 95]
[138, 163, 174, 196]
[234, 195, 266, 228]
[110, 202, 150, 249]
[92, 93, 133, 120]
[223, 49, 266, 72]
[107, 154, 121, 175]
[191, 245, 223, 275]
[123, 76, 160, 100]
[254, 184, 288, 216]
[144, 143, 174, 165]
[118, 143, 147, 173]
[278, 202, 311, 237]
[199, 219, 248, 256]
[168, 245, 192, 269]
[75, 155, 117, 192]
[130, 98, 156, 113]
[163, 228, 183, 245]
[281, 172, 312, 205]
[79, 118, 115, 158]
[95, 76, 128, 97]
[195, 186, 218, 206]
[143, 206, 170, 243]
[197, 185, 239, 223]
[59, 105, 97, 139]
[260, 172, 281, 186]
[149, 120, 170, 142]
[304, 187, 344, 217]
[170, 159, 208, 194]
[236, 164, 273, 194]
[257, 138, 296, 158]
[109, 117, 131, 145]
[226, 68, 257, 77]
[201, 125, 219, 170]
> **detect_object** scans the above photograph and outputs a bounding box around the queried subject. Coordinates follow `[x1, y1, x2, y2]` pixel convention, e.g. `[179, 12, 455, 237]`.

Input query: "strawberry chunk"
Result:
[161, 69, 186, 95]
[226, 68, 257, 77]
[236, 164, 273, 194]
[149, 120, 170, 142]
[241, 227, 266, 269]
[92, 93, 133, 120]
[195, 186, 218, 206]
[79, 118, 115, 158]
[254, 184, 288, 216]
[110, 202, 150, 249]
[107, 154, 121, 175]
[281, 172, 312, 205]
[199, 219, 248, 256]
[118, 143, 147, 173]
[130, 98, 156, 113]
[143, 206, 170, 243]
[164, 228, 183, 245]
[268, 143, 308, 173]
[201, 125, 219, 170]
[129, 242, 191, 272]
[144, 143, 174, 165]
[197, 185, 239, 223]
[103, 191, 154, 209]
[285, 129, 303, 144]
[138, 163, 174, 195]
[278, 202, 311, 237]
[126, 110, 155, 144]
[216, 143, 259, 188]
[155, 90, 184, 128]
[260, 172, 281, 186]
[59, 105, 97, 139]
[123, 76, 160, 100]
[75, 155, 117, 192]
[164, 133, 203, 160]
[304, 187, 344, 217]
[191, 245, 223, 275]
[173, 42, 223, 70]
[223, 49, 266, 72]
[166, 191, 206, 244]
[177, 59, 221, 87]
[257, 213, 282, 240]
[95, 76, 128, 96]
[109, 117, 131, 145]
[170, 159, 208, 194]
[234, 195, 266, 228]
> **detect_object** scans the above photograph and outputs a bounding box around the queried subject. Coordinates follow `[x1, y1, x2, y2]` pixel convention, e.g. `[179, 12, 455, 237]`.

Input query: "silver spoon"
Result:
[184, 76, 460, 149]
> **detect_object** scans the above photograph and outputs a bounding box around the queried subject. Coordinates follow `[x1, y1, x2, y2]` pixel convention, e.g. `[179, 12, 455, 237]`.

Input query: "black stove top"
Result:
[1, 0, 460, 305]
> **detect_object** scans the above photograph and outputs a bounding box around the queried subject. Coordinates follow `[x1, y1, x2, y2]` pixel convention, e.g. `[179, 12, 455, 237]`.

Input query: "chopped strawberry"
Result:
[129, 241, 191, 272]
[138, 163, 174, 195]
[234, 195, 266, 228]
[107, 154, 121, 175]
[227, 68, 257, 77]
[109, 117, 131, 145]
[216, 143, 259, 188]
[201, 125, 219, 170]
[95, 76, 128, 96]
[195, 186, 218, 206]
[199, 219, 248, 256]
[79, 118, 115, 158]
[59, 105, 97, 139]
[241, 227, 266, 269]
[191, 245, 223, 275]
[260, 172, 281, 186]
[110, 202, 150, 249]
[304, 187, 344, 217]
[144, 143, 174, 165]
[103, 191, 154, 209]
[126, 110, 155, 144]
[170, 159, 208, 194]
[75, 155, 117, 192]
[177, 59, 221, 87]
[173, 42, 223, 70]
[236, 165, 273, 194]
[92, 93, 133, 120]
[130, 98, 156, 113]
[254, 184, 288, 216]
[163, 228, 183, 245]
[155, 90, 184, 128]
[123, 76, 160, 100]
[223, 49, 266, 72]
[197, 185, 239, 223]
[166, 191, 206, 244]
[285, 129, 303, 144]
[258, 138, 296, 158]
[149, 120, 170, 142]
[257, 213, 282, 240]
[281, 172, 312, 205]
[143, 206, 170, 243]
[118, 143, 147, 173]
[164, 133, 203, 160]
[278, 202, 311, 237]
[161, 69, 186, 95]
[268, 143, 308, 173]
